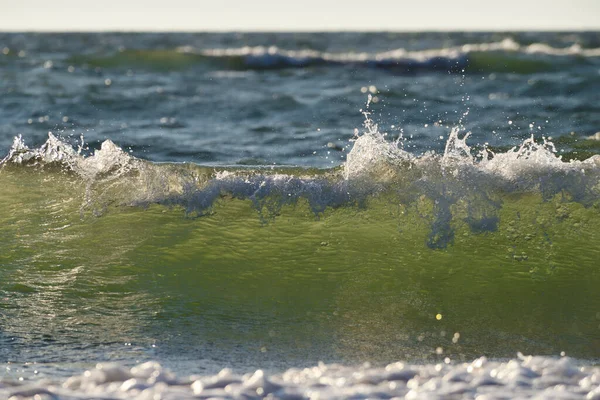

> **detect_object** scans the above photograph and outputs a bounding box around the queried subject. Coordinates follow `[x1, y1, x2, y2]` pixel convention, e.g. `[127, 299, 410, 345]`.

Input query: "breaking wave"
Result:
[2, 114, 600, 249]
[67, 38, 600, 73]
[2, 120, 600, 369]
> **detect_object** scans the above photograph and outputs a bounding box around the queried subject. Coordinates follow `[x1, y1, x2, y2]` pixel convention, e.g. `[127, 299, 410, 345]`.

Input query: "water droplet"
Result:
[452, 332, 461, 343]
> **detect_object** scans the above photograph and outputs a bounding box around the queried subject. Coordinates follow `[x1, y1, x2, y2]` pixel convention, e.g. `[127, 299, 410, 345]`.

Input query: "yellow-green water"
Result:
[1, 161, 599, 377]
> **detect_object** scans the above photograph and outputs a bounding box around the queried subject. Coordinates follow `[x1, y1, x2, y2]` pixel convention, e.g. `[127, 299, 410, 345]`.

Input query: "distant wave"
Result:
[68, 38, 600, 73]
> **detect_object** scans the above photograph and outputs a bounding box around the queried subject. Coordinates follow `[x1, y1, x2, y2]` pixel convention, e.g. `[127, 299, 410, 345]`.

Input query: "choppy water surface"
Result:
[1, 32, 600, 399]
[2, 32, 600, 165]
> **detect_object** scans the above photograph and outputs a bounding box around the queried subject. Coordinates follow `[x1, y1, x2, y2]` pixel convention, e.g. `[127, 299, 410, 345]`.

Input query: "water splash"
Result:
[1, 132, 135, 177]
[2, 118, 599, 249]
[344, 97, 412, 180]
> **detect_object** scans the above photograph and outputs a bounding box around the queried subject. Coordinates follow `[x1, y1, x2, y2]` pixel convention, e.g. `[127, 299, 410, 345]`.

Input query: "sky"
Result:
[1, 0, 599, 31]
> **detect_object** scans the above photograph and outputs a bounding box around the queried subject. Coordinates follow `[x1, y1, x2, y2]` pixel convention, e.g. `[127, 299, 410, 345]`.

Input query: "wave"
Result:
[67, 38, 600, 73]
[2, 125, 600, 360]
[2, 119, 600, 247]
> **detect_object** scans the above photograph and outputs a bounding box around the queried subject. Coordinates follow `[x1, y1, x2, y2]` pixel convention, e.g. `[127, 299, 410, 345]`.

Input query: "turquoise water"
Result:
[1, 32, 600, 398]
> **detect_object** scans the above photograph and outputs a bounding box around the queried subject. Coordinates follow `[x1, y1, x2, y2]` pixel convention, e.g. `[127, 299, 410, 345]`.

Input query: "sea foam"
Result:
[2, 355, 599, 400]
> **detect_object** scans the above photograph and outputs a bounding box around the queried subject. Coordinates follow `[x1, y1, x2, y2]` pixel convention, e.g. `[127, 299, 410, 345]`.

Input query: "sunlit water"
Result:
[1, 32, 599, 399]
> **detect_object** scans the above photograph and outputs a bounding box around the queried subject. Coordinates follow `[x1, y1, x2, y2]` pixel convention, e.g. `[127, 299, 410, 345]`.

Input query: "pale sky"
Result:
[1, 0, 599, 31]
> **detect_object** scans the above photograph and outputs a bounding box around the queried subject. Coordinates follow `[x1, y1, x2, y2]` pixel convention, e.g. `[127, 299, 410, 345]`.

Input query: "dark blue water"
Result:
[1, 32, 600, 166]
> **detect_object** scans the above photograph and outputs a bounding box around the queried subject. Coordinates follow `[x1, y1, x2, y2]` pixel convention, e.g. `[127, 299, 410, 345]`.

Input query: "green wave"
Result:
[1, 163, 599, 363]
[67, 49, 210, 71]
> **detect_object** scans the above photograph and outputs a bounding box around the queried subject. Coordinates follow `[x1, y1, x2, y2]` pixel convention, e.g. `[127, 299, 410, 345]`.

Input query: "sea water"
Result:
[0, 32, 599, 399]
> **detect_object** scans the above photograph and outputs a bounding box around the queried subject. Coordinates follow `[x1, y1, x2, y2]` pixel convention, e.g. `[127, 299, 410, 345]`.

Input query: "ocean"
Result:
[0, 31, 599, 399]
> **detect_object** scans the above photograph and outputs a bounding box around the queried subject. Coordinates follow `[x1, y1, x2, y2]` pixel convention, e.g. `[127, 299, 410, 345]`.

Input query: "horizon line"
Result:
[2, 28, 600, 33]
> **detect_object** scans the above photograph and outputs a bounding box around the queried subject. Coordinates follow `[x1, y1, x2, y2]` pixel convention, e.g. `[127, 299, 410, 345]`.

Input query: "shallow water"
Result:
[3, 355, 600, 399]
[1, 32, 600, 398]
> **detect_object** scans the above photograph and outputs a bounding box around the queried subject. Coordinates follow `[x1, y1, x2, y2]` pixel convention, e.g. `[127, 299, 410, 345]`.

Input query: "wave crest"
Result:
[67, 38, 600, 73]
[2, 122, 600, 249]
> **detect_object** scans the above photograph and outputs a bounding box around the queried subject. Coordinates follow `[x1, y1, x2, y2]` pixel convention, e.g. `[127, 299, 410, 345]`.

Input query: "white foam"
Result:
[78, 138, 137, 180]
[1, 132, 136, 180]
[2, 124, 599, 220]
[2, 356, 598, 399]
[1, 133, 78, 167]
[479, 135, 566, 181]
[344, 114, 412, 180]
[178, 38, 600, 69]
[344, 118, 600, 187]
